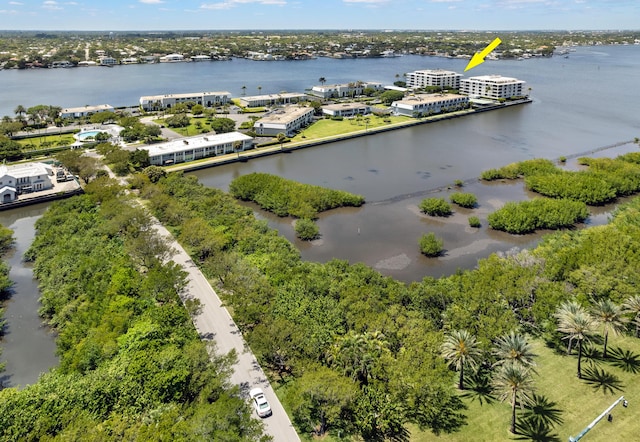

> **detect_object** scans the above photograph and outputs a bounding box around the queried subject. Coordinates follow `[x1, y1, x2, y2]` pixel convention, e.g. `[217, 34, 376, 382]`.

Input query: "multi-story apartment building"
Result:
[60, 104, 114, 119]
[239, 92, 309, 108]
[253, 106, 315, 137]
[460, 75, 526, 99]
[0, 162, 55, 202]
[310, 82, 384, 99]
[405, 69, 462, 89]
[322, 103, 372, 118]
[139, 91, 231, 111]
[391, 94, 469, 117]
[145, 132, 253, 166]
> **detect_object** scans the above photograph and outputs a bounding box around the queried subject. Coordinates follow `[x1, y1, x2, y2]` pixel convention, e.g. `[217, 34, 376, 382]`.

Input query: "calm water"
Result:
[0, 203, 58, 388]
[0, 45, 638, 383]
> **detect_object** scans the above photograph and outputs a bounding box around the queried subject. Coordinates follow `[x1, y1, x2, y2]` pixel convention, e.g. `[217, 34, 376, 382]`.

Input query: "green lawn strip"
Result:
[16, 133, 76, 149]
[292, 115, 411, 142]
[410, 337, 639, 441]
[153, 117, 216, 137]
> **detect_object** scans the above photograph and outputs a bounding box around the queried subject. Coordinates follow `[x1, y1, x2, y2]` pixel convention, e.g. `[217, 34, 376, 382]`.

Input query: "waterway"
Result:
[0, 203, 58, 388]
[0, 45, 638, 381]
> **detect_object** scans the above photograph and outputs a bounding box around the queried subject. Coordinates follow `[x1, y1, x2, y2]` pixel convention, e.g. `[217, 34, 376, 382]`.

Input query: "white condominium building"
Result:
[139, 91, 232, 111]
[239, 92, 309, 108]
[322, 103, 372, 118]
[310, 82, 384, 99]
[406, 69, 462, 89]
[145, 132, 253, 166]
[460, 75, 526, 99]
[60, 104, 114, 119]
[391, 94, 469, 117]
[254, 106, 315, 137]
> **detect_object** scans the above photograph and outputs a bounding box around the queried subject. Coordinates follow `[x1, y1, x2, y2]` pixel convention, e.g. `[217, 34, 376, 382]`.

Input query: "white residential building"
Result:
[145, 132, 253, 166]
[239, 92, 309, 108]
[322, 103, 372, 118]
[406, 69, 462, 89]
[460, 75, 526, 99]
[60, 104, 114, 119]
[254, 106, 315, 137]
[391, 94, 469, 117]
[0, 162, 54, 202]
[139, 91, 232, 111]
[159, 53, 184, 62]
[310, 82, 384, 99]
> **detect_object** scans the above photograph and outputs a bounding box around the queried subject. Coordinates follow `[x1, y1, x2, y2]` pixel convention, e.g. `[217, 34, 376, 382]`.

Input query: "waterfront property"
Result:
[460, 75, 526, 99]
[406, 69, 462, 90]
[253, 106, 315, 137]
[145, 132, 253, 166]
[322, 102, 372, 118]
[0, 162, 54, 202]
[239, 92, 309, 108]
[310, 81, 384, 99]
[139, 91, 232, 111]
[159, 53, 185, 62]
[60, 104, 114, 119]
[391, 93, 469, 117]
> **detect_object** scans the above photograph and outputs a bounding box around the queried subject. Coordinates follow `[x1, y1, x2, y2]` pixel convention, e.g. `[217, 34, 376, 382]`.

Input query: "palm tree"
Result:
[241, 85, 247, 96]
[554, 301, 582, 354]
[14, 105, 26, 119]
[257, 85, 262, 94]
[441, 329, 483, 390]
[556, 307, 597, 379]
[233, 140, 243, 159]
[622, 295, 640, 337]
[328, 330, 388, 386]
[492, 363, 535, 434]
[591, 299, 627, 358]
[492, 332, 537, 370]
[318, 76, 326, 86]
[276, 132, 286, 151]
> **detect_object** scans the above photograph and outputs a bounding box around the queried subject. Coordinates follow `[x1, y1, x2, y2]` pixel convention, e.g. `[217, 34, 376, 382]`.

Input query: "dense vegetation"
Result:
[488, 198, 588, 234]
[419, 197, 452, 216]
[0, 225, 14, 373]
[229, 172, 364, 219]
[138, 172, 640, 440]
[0, 190, 267, 441]
[294, 218, 320, 241]
[419, 232, 444, 257]
[449, 192, 477, 208]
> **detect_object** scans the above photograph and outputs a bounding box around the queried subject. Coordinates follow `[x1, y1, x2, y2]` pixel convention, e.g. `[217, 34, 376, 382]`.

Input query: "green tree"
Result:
[441, 330, 482, 390]
[90, 111, 117, 125]
[591, 299, 627, 358]
[287, 366, 357, 436]
[276, 132, 287, 150]
[556, 306, 596, 378]
[318, 77, 326, 86]
[622, 295, 640, 337]
[190, 104, 204, 116]
[492, 363, 535, 434]
[328, 330, 389, 386]
[419, 198, 452, 216]
[553, 301, 582, 354]
[295, 218, 319, 241]
[492, 332, 537, 369]
[419, 233, 444, 257]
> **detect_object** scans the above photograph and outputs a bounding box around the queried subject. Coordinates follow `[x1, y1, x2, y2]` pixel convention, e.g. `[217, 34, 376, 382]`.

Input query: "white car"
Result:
[249, 388, 272, 418]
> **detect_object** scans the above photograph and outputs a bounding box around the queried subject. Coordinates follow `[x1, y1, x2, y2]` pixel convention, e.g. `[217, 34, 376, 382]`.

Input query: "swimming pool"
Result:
[75, 130, 107, 141]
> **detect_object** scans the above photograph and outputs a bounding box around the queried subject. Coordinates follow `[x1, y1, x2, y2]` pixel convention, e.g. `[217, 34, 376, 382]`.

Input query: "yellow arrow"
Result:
[464, 37, 502, 72]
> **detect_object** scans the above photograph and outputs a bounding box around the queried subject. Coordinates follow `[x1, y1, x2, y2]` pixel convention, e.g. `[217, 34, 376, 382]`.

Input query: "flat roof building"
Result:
[406, 69, 462, 89]
[145, 132, 253, 166]
[239, 92, 309, 108]
[140, 91, 231, 111]
[322, 103, 372, 118]
[310, 82, 384, 99]
[391, 93, 469, 118]
[60, 104, 114, 119]
[460, 75, 526, 99]
[254, 106, 315, 137]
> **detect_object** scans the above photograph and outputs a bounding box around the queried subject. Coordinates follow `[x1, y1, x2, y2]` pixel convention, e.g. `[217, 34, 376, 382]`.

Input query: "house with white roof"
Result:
[139, 92, 231, 111]
[0, 162, 54, 203]
[60, 104, 114, 119]
[322, 103, 372, 118]
[391, 94, 469, 117]
[310, 82, 384, 99]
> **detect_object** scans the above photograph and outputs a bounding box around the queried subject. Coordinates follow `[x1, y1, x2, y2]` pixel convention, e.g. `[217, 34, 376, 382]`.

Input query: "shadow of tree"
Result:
[581, 365, 624, 394]
[581, 344, 603, 366]
[461, 368, 496, 405]
[514, 417, 561, 442]
[521, 394, 564, 427]
[607, 346, 640, 374]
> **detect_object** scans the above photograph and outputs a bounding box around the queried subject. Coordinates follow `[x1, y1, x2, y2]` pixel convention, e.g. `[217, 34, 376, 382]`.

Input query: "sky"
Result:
[0, 0, 638, 31]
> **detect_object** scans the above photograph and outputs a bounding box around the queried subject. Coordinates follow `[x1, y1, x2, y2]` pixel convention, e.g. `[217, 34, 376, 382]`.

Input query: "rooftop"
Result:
[393, 93, 467, 106]
[258, 106, 314, 124]
[145, 132, 252, 157]
[1, 162, 53, 179]
[463, 75, 524, 84]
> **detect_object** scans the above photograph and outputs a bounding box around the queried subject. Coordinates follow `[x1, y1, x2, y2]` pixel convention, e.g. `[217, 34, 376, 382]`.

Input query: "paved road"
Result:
[152, 221, 300, 442]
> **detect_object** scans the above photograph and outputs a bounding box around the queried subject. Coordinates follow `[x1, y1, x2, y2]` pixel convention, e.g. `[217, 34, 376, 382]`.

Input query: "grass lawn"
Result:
[291, 115, 412, 142]
[153, 117, 216, 137]
[16, 133, 76, 150]
[411, 336, 639, 441]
